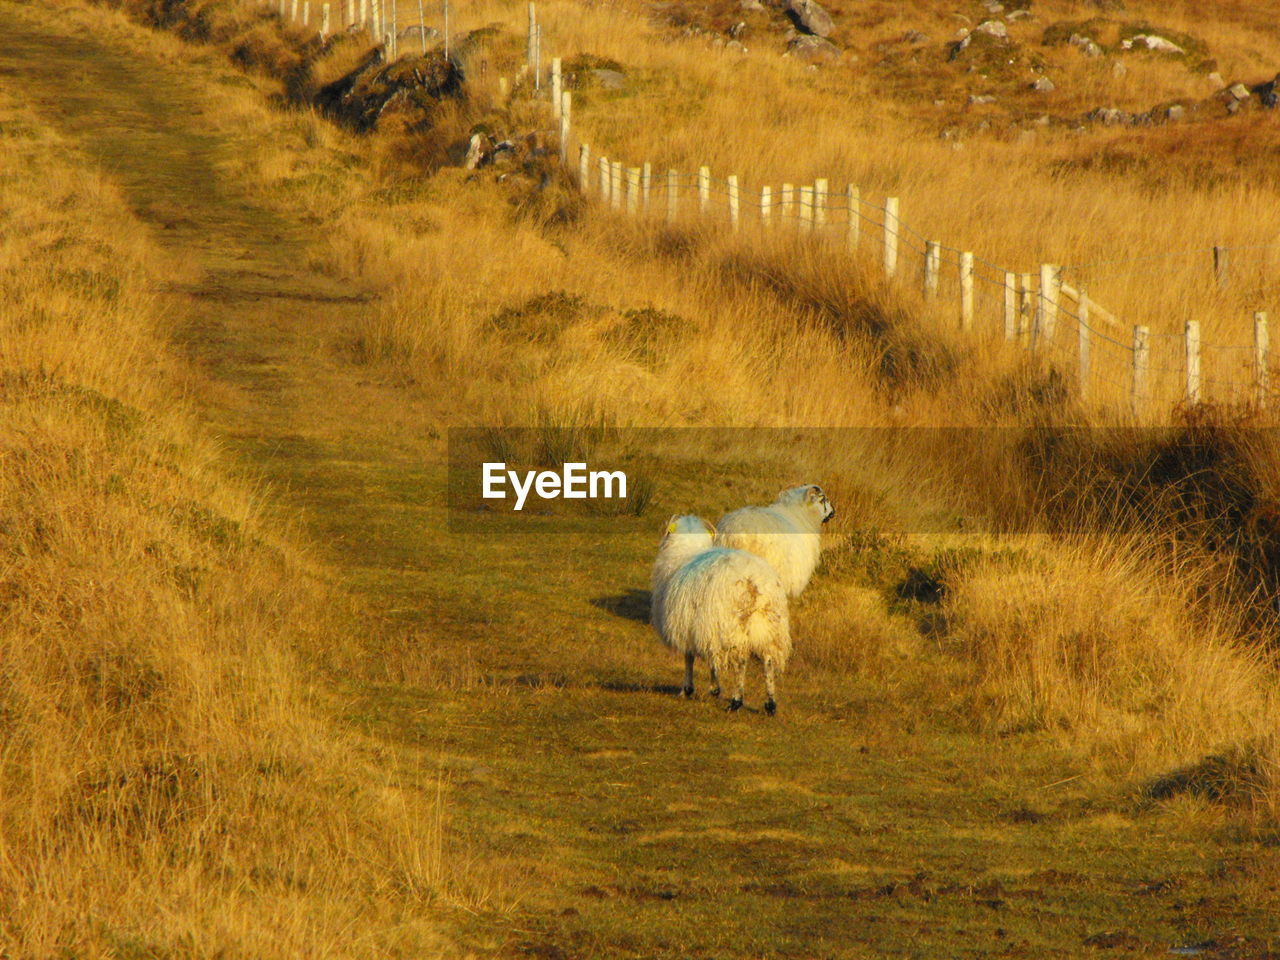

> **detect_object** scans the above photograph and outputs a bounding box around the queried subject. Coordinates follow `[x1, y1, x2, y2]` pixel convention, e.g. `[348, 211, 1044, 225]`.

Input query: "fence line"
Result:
[267, 0, 1276, 420]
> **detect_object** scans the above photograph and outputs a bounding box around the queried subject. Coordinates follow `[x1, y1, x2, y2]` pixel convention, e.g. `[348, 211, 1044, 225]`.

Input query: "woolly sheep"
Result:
[714, 485, 835, 597]
[650, 515, 792, 714]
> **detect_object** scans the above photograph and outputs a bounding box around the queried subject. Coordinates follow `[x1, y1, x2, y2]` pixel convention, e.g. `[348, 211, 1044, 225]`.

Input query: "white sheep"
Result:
[650, 514, 791, 714]
[714, 485, 835, 597]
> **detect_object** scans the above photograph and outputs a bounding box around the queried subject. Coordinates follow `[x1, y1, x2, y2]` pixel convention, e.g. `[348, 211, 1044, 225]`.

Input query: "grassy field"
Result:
[4, 0, 1280, 955]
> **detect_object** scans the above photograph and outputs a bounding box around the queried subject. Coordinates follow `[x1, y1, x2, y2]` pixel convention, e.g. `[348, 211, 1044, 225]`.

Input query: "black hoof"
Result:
[728, 698, 743, 712]
[764, 699, 777, 716]
[681, 686, 694, 699]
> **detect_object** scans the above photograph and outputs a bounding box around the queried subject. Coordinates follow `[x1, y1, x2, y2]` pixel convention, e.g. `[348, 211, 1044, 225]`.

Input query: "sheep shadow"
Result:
[597, 679, 687, 696]
[591, 589, 650, 624]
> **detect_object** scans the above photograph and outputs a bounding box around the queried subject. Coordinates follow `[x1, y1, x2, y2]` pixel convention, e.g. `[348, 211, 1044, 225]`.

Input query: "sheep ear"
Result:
[701, 519, 717, 536]
[665, 515, 680, 534]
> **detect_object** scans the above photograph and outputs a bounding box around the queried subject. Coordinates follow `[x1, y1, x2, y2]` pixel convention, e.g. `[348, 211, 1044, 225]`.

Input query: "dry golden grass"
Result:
[0, 70, 496, 958]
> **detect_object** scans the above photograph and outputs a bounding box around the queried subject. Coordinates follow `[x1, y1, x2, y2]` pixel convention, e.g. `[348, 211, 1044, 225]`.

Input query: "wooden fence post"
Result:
[611, 161, 623, 211]
[959, 251, 973, 330]
[883, 197, 899, 278]
[1132, 325, 1150, 419]
[1256, 311, 1270, 407]
[923, 241, 940, 300]
[527, 2, 535, 69]
[761, 186, 772, 227]
[303, 1, 310, 26]
[698, 166, 711, 215]
[321, 1, 330, 36]
[1036, 263, 1060, 346]
[814, 178, 828, 229]
[443, 0, 449, 57]
[358, 0, 365, 31]
[1214, 245, 1229, 289]
[1185, 320, 1201, 404]
[728, 175, 740, 230]
[799, 186, 814, 232]
[1003, 272, 1017, 341]
[558, 92, 571, 165]
[291, 0, 298, 21]
[846, 184, 859, 252]
[579, 143, 590, 192]
[666, 169, 678, 223]
[1077, 287, 1090, 398]
[534, 24, 541, 89]
[1019, 273, 1033, 343]
[551, 58, 562, 118]
[780, 183, 793, 221]
[627, 167, 640, 215]
[641, 162, 652, 211]
[599, 157, 610, 202]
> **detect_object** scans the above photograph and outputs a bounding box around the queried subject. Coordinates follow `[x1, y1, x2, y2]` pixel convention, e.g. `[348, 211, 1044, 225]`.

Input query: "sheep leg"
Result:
[709, 663, 720, 699]
[763, 655, 778, 716]
[727, 654, 746, 712]
[682, 652, 695, 698]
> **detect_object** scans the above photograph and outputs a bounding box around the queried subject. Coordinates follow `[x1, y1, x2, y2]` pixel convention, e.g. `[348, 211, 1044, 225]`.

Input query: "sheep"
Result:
[650, 514, 791, 714]
[714, 485, 836, 598]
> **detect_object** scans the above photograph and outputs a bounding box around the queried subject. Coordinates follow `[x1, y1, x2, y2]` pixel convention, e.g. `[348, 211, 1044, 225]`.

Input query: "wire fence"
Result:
[276, 0, 1278, 421]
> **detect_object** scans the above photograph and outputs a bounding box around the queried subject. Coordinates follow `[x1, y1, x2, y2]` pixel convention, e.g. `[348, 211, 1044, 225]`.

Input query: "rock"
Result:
[739, 0, 764, 9]
[786, 34, 840, 61]
[728, 20, 747, 38]
[1228, 82, 1251, 100]
[1120, 34, 1184, 55]
[984, 1, 1004, 11]
[398, 24, 438, 41]
[463, 132, 492, 169]
[903, 29, 930, 44]
[1255, 73, 1280, 109]
[1006, 8, 1033, 20]
[1089, 106, 1131, 125]
[1033, 113, 1050, 125]
[968, 93, 997, 104]
[975, 19, 1007, 38]
[592, 68, 626, 90]
[1226, 99, 1240, 115]
[1112, 61, 1127, 77]
[726, 39, 747, 53]
[1207, 71, 1224, 88]
[1069, 33, 1102, 57]
[786, 0, 834, 38]
[1031, 76, 1055, 92]
[1166, 103, 1185, 120]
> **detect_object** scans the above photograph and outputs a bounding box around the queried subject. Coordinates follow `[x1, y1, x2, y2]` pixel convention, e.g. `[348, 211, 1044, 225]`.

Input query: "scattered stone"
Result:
[1226, 98, 1240, 115]
[463, 132, 492, 169]
[975, 19, 1008, 38]
[726, 39, 747, 53]
[903, 29, 930, 44]
[984, 1, 1004, 11]
[592, 68, 626, 90]
[786, 0, 834, 38]
[1120, 34, 1184, 55]
[1033, 113, 1050, 125]
[785, 34, 841, 62]
[1112, 61, 1127, 77]
[1228, 82, 1251, 100]
[739, 0, 764, 9]
[1207, 71, 1224, 88]
[1031, 76, 1055, 92]
[1069, 33, 1102, 57]
[1006, 8, 1033, 20]
[1255, 73, 1280, 109]
[397, 24, 439, 41]
[1166, 103, 1185, 120]
[1089, 106, 1131, 125]
[933, 98, 946, 106]
[968, 93, 997, 104]
[728, 20, 747, 38]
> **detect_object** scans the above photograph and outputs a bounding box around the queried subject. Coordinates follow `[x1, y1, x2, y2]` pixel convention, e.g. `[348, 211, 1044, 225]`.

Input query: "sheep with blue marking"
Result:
[714, 485, 835, 598]
[650, 515, 792, 714]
